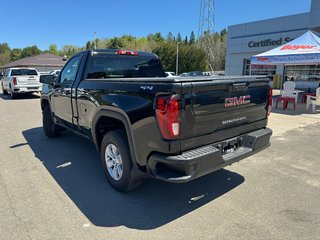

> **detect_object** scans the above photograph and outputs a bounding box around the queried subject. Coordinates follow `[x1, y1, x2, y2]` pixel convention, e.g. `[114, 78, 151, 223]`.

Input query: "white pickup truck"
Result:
[2, 68, 42, 99]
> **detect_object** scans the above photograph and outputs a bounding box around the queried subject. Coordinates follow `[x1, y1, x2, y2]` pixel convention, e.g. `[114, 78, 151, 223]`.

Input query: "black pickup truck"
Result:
[40, 49, 272, 192]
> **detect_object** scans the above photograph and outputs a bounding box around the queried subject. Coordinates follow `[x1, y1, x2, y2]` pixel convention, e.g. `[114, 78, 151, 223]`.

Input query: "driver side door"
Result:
[51, 55, 82, 129]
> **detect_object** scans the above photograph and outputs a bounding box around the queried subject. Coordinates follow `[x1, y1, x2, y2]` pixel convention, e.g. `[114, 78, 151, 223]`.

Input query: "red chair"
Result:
[301, 93, 316, 103]
[276, 97, 296, 110]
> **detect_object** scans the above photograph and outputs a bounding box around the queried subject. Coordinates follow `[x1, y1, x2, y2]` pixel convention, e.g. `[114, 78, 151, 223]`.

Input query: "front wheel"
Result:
[42, 105, 61, 137]
[100, 130, 142, 192]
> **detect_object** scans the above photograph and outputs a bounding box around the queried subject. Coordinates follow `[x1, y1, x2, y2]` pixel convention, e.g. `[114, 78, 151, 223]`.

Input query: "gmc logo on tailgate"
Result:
[225, 95, 251, 107]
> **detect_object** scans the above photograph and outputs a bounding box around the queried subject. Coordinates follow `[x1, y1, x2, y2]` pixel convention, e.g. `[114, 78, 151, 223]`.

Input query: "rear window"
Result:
[86, 55, 166, 79]
[11, 69, 38, 76]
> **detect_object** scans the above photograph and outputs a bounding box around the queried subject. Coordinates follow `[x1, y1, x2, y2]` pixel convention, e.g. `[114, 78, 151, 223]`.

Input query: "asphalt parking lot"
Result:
[0, 91, 320, 240]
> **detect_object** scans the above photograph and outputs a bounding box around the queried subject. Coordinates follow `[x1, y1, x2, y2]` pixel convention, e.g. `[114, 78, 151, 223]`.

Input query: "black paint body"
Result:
[41, 49, 272, 182]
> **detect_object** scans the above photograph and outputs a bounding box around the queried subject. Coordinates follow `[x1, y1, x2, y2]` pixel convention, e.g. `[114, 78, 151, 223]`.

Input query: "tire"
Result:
[43, 105, 61, 137]
[10, 90, 16, 99]
[1, 83, 8, 95]
[100, 130, 142, 192]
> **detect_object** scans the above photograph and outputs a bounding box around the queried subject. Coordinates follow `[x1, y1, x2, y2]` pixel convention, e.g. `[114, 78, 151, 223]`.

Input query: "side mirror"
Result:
[40, 74, 55, 85]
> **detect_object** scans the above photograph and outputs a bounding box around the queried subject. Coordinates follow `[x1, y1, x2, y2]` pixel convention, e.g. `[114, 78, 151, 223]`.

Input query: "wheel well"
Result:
[41, 99, 50, 111]
[95, 116, 127, 151]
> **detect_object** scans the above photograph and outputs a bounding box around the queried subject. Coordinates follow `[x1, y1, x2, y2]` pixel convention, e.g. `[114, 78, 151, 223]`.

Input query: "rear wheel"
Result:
[100, 130, 142, 192]
[10, 90, 16, 99]
[1, 83, 8, 95]
[43, 105, 61, 137]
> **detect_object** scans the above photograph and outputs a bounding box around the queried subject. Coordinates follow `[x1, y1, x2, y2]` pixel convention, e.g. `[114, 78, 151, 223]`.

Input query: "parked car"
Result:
[39, 72, 50, 75]
[180, 71, 204, 77]
[2, 68, 42, 99]
[165, 71, 176, 77]
[40, 49, 272, 192]
[49, 70, 61, 78]
[203, 71, 212, 76]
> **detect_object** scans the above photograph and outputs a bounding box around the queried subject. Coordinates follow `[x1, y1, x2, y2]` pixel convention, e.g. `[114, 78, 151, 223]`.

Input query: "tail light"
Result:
[267, 87, 273, 116]
[13, 77, 17, 85]
[156, 95, 181, 140]
[117, 50, 138, 56]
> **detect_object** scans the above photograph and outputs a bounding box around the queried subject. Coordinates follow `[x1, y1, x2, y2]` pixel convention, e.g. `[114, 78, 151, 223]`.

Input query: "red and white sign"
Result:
[280, 45, 316, 51]
[251, 31, 320, 65]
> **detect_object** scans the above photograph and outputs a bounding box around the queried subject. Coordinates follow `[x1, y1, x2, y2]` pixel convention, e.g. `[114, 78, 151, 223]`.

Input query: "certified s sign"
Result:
[225, 95, 251, 107]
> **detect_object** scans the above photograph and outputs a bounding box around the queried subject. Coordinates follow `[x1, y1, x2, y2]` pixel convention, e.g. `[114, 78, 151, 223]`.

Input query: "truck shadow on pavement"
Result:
[22, 127, 245, 230]
[0, 92, 40, 100]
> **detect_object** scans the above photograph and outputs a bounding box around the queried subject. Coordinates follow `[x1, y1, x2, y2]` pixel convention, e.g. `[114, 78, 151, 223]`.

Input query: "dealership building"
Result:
[225, 0, 320, 88]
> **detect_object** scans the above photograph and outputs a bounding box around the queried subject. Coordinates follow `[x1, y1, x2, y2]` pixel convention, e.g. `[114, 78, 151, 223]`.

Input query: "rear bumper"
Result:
[148, 127, 272, 183]
[13, 85, 42, 93]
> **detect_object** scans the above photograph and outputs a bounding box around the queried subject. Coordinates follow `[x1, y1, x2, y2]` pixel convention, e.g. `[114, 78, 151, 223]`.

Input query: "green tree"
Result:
[167, 32, 174, 42]
[152, 42, 176, 71]
[176, 33, 182, 43]
[147, 33, 164, 43]
[189, 31, 196, 44]
[184, 36, 188, 45]
[154, 32, 164, 42]
[0, 43, 10, 53]
[220, 28, 227, 37]
[48, 44, 59, 55]
[153, 41, 208, 73]
[178, 44, 208, 73]
[10, 48, 22, 61]
[121, 35, 136, 42]
[86, 41, 93, 50]
[0, 43, 11, 65]
[95, 38, 100, 49]
[21, 45, 41, 58]
[61, 45, 81, 58]
[107, 37, 125, 49]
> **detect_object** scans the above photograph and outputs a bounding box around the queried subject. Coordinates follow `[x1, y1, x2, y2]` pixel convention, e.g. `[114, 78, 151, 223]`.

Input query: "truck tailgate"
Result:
[16, 75, 40, 85]
[180, 78, 270, 150]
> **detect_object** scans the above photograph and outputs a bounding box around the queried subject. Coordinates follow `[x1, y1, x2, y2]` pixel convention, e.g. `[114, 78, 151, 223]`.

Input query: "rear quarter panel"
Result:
[75, 79, 183, 166]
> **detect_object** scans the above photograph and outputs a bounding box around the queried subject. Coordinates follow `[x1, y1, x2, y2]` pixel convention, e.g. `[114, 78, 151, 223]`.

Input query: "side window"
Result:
[59, 55, 81, 85]
[5, 69, 10, 77]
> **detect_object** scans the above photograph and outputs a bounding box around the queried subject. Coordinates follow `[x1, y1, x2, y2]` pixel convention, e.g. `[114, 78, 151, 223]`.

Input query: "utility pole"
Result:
[93, 32, 97, 49]
[198, 0, 215, 72]
[176, 42, 181, 76]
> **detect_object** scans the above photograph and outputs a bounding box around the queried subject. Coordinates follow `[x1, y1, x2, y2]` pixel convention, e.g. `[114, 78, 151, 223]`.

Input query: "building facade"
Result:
[225, 0, 320, 89]
[0, 53, 66, 73]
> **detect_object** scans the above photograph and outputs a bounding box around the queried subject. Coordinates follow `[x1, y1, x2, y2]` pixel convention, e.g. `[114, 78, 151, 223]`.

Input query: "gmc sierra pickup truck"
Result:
[2, 68, 42, 98]
[40, 49, 272, 192]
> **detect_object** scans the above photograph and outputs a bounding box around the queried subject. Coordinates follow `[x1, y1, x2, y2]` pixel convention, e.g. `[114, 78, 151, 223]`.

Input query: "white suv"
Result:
[2, 68, 42, 99]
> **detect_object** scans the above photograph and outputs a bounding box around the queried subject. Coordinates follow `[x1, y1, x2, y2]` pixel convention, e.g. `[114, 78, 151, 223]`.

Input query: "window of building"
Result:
[243, 59, 276, 76]
[284, 65, 320, 82]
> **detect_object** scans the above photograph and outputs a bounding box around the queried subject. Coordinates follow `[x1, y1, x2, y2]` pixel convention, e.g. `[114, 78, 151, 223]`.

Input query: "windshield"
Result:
[11, 69, 38, 76]
[86, 55, 166, 79]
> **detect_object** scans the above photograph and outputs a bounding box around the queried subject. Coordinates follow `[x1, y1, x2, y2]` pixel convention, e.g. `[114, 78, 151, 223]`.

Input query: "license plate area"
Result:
[217, 137, 244, 155]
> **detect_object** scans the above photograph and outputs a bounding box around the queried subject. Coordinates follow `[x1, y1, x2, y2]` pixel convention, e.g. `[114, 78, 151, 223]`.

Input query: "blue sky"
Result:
[0, 0, 311, 50]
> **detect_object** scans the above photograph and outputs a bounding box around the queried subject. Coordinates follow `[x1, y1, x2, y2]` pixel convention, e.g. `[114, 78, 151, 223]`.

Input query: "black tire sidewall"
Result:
[1, 83, 8, 95]
[10, 91, 16, 99]
[43, 105, 60, 137]
[100, 130, 134, 192]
